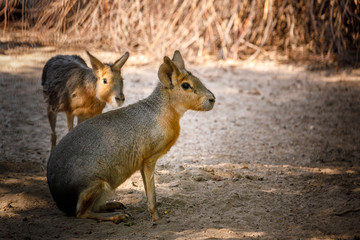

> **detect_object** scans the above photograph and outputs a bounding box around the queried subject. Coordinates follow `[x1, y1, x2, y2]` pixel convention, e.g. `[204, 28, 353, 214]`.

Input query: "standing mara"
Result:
[41, 51, 129, 150]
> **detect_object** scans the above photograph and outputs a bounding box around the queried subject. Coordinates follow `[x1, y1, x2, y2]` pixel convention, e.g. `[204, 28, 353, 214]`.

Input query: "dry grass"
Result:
[1, 0, 359, 65]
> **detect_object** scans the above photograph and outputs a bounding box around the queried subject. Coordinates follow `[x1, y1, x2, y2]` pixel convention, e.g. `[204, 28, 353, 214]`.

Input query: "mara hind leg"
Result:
[47, 106, 57, 150]
[76, 181, 129, 223]
[92, 187, 126, 212]
[103, 201, 126, 212]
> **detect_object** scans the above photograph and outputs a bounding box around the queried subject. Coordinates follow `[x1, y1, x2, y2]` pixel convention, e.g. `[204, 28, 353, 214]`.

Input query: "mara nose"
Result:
[208, 92, 216, 103]
[115, 94, 125, 102]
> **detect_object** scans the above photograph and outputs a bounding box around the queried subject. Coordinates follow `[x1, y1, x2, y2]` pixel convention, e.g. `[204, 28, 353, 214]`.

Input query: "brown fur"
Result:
[157, 106, 181, 155]
[41, 51, 129, 150]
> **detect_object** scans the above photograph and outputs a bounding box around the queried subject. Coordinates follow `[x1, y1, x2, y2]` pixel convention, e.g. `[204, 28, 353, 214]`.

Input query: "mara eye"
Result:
[181, 82, 191, 90]
[103, 78, 108, 84]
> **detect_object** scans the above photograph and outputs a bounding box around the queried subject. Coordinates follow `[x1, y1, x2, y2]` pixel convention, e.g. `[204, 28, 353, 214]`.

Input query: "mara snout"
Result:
[202, 92, 216, 111]
[41, 51, 129, 150]
[47, 50, 215, 224]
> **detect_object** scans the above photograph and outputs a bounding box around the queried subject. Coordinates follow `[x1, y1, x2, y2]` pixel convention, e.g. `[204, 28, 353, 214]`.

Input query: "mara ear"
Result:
[158, 56, 181, 89]
[172, 50, 185, 69]
[86, 51, 105, 78]
[113, 51, 130, 72]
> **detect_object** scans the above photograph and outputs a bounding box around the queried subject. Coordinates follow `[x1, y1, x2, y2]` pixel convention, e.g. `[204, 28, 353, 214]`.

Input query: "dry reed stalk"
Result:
[0, 0, 359, 65]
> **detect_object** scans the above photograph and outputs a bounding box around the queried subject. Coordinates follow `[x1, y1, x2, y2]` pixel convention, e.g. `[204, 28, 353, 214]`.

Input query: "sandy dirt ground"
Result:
[0, 45, 360, 240]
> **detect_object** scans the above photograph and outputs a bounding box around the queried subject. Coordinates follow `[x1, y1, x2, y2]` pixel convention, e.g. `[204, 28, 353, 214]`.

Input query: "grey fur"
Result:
[42, 55, 95, 111]
[47, 85, 164, 214]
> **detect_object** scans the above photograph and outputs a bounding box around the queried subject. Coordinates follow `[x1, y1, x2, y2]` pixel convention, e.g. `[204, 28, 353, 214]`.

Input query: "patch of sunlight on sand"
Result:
[173, 228, 266, 239]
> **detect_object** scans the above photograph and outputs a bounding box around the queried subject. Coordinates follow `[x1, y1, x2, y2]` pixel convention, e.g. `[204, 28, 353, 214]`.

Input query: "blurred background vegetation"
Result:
[0, 0, 359, 67]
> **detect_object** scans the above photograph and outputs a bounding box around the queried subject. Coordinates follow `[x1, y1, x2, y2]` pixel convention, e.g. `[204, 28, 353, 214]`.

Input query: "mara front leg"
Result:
[65, 111, 74, 131]
[141, 157, 160, 221]
[46, 106, 57, 150]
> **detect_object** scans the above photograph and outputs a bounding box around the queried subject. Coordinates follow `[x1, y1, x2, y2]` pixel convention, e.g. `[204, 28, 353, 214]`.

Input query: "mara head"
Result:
[86, 51, 129, 107]
[158, 50, 215, 114]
